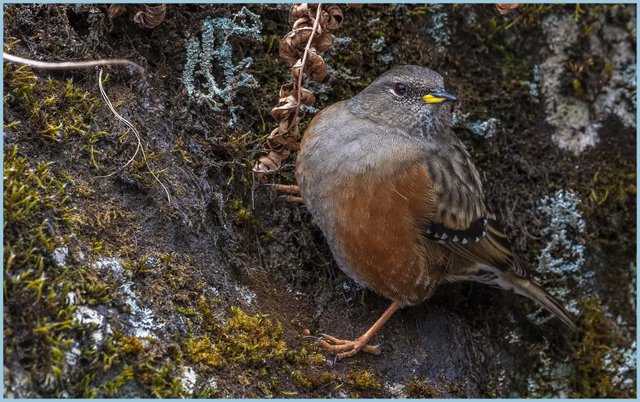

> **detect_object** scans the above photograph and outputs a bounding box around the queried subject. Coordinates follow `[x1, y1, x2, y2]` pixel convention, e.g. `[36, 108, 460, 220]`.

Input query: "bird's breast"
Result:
[323, 163, 445, 305]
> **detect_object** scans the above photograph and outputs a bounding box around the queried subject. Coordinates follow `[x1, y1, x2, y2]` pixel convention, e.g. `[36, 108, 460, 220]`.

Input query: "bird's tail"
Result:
[459, 265, 578, 331]
[507, 273, 577, 331]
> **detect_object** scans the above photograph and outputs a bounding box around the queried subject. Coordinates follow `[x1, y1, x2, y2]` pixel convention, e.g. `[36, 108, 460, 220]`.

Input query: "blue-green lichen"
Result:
[453, 112, 502, 139]
[182, 7, 262, 127]
[537, 190, 586, 275]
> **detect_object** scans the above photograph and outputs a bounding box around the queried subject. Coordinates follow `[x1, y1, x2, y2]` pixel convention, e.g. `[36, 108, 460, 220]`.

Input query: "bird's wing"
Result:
[401, 144, 576, 329]
[417, 140, 527, 277]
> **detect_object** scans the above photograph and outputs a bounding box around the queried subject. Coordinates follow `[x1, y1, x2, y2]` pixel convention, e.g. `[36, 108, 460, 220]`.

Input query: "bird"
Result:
[294, 65, 577, 360]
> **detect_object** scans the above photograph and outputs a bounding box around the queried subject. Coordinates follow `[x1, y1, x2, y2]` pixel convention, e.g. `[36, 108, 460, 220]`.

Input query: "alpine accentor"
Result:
[295, 65, 576, 360]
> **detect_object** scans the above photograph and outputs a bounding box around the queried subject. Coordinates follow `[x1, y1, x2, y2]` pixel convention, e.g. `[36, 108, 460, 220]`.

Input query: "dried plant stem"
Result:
[254, 3, 344, 174]
[96, 69, 171, 204]
[291, 4, 323, 129]
[96, 70, 142, 172]
[3, 52, 146, 78]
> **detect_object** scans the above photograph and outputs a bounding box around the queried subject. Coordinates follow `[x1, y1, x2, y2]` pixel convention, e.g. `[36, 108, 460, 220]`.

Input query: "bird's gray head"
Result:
[347, 65, 457, 139]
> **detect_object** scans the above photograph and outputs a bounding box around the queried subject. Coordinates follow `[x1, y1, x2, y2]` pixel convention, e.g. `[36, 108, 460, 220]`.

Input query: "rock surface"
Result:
[3, 4, 636, 398]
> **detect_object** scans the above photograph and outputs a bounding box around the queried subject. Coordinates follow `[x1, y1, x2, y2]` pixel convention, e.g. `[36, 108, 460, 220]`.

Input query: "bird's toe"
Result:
[315, 333, 381, 358]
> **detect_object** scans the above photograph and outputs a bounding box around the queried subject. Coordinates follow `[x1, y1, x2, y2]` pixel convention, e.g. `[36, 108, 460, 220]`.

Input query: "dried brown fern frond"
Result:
[107, 4, 127, 19]
[134, 5, 167, 29]
[496, 3, 520, 15]
[107, 4, 167, 29]
[254, 3, 346, 175]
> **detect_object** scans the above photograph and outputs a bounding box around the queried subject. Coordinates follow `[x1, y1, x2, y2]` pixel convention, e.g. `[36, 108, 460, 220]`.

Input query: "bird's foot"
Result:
[268, 183, 303, 203]
[317, 333, 381, 360]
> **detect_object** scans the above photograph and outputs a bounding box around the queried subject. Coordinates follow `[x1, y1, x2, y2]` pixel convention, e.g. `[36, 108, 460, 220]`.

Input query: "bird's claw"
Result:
[316, 333, 381, 360]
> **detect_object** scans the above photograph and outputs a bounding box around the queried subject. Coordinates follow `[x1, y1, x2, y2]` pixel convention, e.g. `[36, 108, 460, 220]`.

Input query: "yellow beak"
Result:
[423, 94, 447, 103]
[422, 89, 458, 104]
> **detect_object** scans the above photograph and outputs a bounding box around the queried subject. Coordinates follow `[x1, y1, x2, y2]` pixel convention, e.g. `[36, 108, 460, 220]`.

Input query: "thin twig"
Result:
[3, 52, 146, 78]
[96, 71, 143, 172]
[291, 4, 323, 130]
[96, 69, 171, 204]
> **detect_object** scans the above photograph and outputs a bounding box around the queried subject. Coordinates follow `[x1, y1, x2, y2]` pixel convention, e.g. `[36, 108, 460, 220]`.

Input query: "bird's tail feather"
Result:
[508, 274, 577, 331]
[459, 266, 578, 331]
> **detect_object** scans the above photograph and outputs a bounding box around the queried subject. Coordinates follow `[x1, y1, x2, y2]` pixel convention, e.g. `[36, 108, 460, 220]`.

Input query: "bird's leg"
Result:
[269, 183, 303, 203]
[317, 300, 401, 360]
[271, 183, 300, 193]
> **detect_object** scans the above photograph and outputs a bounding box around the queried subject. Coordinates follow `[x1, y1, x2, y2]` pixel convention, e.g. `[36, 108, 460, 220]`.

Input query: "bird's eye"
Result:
[393, 82, 407, 96]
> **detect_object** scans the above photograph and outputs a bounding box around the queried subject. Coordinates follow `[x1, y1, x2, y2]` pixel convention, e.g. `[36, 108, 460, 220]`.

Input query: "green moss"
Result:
[88, 332, 193, 398]
[126, 149, 168, 179]
[4, 66, 100, 142]
[179, 304, 334, 395]
[226, 131, 256, 155]
[219, 306, 287, 365]
[292, 369, 341, 392]
[5, 60, 170, 201]
[4, 63, 110, 173]
[102, 366, 134, 397]
[185, 336, 224, 368]
[296, 347, 325, 366]
[4, 145, 174, 398]
[350, 370, 382, 392]
[292, 369, 312, 389]
[588, 168, 635, 209]
[193, 386, 221, 398]
[138, 360, 188, 398]
[519, 297, 633, 397]
[405, 376, 443, 398]
[195, 295, 220, 333]
[569, 298, 635, 397]
[173, 136, 192, 163]
[571, 78, 584, 98]
[3, 145, 131, 396]
[230, 198, 255, 223]
[583, 159, 636, 251]
[405, 375, 465, 398]
[603, 61, 614, 80]
[229, 198, 267, 232]
[175, 305, 199, 317]
[4, 145, 75, 391]
[92, 204, 137, 234]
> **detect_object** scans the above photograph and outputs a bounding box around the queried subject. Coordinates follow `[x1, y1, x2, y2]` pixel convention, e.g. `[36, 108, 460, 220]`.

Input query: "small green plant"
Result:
[4, 64, 109, 171]
[350, 370, 382, 391]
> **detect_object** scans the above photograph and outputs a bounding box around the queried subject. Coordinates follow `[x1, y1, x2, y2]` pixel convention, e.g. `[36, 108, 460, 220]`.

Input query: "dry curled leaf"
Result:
[255, 154, 280, 172]
[292, 51, 326, 82]
[108, 4, 127, 19]
[279, 29, 313, 66]
[281, 85, 315, 105]
[134, 4, 166, 29]
[297, 87, 316, 106]
[274, 83, 315, 111]
[271, 96, 298, 121]
[496, 3, 519, 15]
[293, 19, 311, 31]
[290, 3, 311, 24]
[313, 31, 333, 52]
[322, 5, 344, 30]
